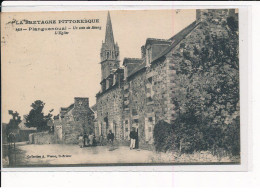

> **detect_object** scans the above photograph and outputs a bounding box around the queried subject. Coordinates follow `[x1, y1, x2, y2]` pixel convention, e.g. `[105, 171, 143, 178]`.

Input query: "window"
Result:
[147, 97, 153, 102]
[132, 109, 138, 116]
[149, 117, 153, 122]
[125, 120, 128, 124]
[148, 77, 153, 84]
[148, 127, 152, 132]
[106, 52, 109, 59]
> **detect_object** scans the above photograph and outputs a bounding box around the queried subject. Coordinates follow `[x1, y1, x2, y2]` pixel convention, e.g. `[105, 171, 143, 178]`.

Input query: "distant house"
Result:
[53, 97, 95, 144]
[18, 116, 37, 142]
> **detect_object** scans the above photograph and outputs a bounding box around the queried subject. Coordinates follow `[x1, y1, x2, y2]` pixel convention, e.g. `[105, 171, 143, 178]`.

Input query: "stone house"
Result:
[54, 97, 94, 144]
[96, 9, 238, 146]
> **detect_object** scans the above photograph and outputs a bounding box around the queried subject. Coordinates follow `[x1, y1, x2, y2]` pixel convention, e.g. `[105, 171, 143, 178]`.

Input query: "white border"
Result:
[1, 1, 251, 173]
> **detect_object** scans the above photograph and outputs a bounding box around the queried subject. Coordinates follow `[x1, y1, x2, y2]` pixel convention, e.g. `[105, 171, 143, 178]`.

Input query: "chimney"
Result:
[228, 9, 236, 17]
[196, 9, 208, 23]
[141, 45, 146, 59]
[74, 97, 89, 109]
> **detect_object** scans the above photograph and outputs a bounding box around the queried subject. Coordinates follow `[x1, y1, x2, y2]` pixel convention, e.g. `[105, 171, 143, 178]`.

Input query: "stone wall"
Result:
[29, 132, 56, 144]
[147, 59, 174, 124]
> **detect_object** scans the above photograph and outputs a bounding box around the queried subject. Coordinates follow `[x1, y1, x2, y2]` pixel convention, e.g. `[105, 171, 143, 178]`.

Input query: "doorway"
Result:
[104, 117, 108, 135]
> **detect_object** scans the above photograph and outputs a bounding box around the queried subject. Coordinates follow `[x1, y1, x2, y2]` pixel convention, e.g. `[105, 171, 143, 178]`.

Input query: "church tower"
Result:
[100, 11, 120, 81]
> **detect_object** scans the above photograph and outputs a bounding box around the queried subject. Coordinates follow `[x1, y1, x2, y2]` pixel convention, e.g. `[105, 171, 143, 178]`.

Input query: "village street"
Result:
[4, 143, 170, 166]
[3, 142, 239, 167]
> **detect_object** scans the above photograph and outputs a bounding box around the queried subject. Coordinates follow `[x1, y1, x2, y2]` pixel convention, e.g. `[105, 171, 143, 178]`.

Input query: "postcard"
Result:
[1, 8, 242, 168]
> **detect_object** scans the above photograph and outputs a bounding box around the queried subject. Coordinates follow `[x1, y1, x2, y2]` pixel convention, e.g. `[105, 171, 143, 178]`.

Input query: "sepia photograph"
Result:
[1, 8, 240, 167]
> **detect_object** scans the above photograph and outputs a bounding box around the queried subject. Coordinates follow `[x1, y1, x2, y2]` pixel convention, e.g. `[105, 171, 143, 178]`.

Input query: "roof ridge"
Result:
[124, 57, 142, 60]
[152, 21, 199, 63]
[146, 38, 171, 41]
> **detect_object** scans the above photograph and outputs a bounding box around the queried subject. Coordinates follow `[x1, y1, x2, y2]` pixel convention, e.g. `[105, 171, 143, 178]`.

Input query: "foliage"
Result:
[153, 120, 175, 152]
[6, 110, 22, 135]
[25, 100, 54, 132]
[171, 16, 240, 156]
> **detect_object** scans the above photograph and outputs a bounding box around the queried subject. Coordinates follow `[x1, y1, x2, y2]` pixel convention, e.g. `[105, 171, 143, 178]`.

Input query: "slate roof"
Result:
[125, 21, 199, 77]
[152, 21, 199, 63]
[127, 61, 146, 78]
[145, 38, 172, 47]
[123, 58, 143, 66]
[122, 58, 144, 78]
[91, 104, 97, 112]
[60, 103, 74, 114]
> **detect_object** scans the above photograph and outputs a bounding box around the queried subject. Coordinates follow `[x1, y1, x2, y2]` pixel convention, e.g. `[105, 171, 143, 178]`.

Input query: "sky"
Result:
[2, 9, 196, 123]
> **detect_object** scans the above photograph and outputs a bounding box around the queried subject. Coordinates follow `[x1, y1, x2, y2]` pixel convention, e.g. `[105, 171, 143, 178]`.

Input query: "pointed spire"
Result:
[105, 11, 115, 46]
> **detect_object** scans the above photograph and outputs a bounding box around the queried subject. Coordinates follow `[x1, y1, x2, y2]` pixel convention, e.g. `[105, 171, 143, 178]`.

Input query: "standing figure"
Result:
[107, 130, 114, 145]
[135, 128, 139, 149]
[78, 134, 84, 148]
[84, 133, 89, 147]
[129, 128, 136, 150]
[89, 133, 94, 146]
[93, 134, 97, 146]
[99, 134, 104, 146]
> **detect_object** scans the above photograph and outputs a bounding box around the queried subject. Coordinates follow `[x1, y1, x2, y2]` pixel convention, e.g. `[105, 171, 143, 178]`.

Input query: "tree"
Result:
[25, 100, 54, 132]
[6, 110, 22, 146]
[172, 15, 239, 155]
[153, 120, 175, 152]
[6, 110, 22, 134]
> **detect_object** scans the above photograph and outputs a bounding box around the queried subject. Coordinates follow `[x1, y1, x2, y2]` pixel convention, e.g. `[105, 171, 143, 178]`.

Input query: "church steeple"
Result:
[100, 11, 120, 81]
[105, 11, 115, 46]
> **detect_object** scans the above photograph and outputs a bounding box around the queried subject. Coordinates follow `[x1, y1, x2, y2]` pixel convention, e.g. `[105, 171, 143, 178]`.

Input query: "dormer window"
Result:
[148, 77, 153, 84]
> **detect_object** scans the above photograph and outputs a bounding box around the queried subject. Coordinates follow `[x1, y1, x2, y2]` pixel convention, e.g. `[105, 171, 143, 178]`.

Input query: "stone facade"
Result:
[96, 69, 124, 140]
[53, 97, 95, 144]
[95, 9, 237, 147]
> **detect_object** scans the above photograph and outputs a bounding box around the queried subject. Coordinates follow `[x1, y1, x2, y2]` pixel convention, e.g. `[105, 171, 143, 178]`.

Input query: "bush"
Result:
[153, 120, 174, 152]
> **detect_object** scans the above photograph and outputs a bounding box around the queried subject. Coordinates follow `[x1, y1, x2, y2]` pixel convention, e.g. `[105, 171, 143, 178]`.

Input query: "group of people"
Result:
[79, 132, 96, 148]
[79, 129, 139, 149]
